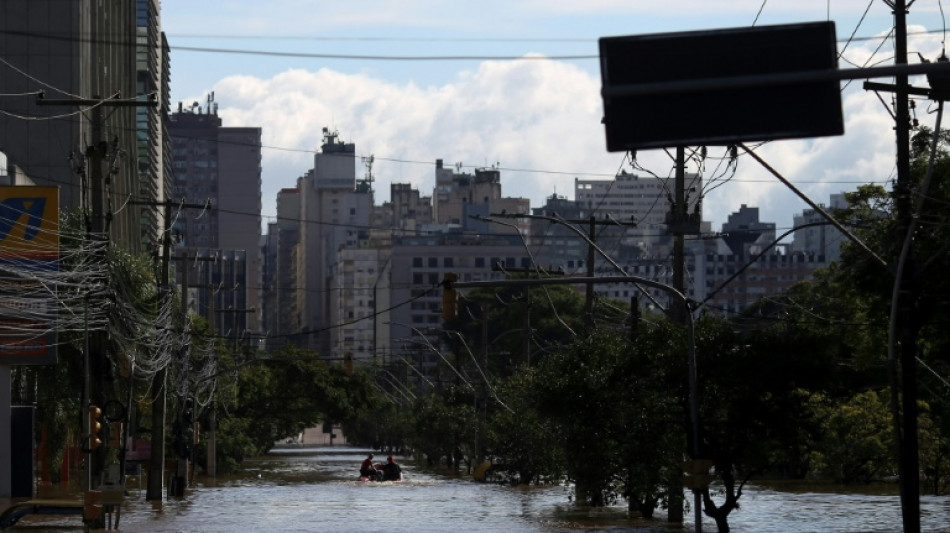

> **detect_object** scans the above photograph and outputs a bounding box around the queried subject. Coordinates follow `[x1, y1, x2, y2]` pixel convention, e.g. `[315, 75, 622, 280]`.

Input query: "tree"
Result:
[482, 370, 564, 485]
[805, 390, 895, 483]
[210, 348, 379, 472]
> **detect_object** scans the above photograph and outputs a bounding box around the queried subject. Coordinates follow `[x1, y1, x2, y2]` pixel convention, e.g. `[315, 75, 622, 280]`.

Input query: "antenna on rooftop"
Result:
[362, 155, 374, 183]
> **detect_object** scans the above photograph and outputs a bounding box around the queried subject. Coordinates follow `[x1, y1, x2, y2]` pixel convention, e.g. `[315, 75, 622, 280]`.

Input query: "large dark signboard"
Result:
[600, 21, 843, 151]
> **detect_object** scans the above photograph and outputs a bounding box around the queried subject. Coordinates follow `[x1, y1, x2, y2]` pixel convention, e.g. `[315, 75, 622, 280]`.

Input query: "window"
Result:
[444, 257, 454, 268]
[413, 257, 423, 268]
[428, 257, 438, 268]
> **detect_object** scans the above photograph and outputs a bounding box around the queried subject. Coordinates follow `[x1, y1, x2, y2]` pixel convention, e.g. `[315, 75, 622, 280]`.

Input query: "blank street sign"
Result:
[599, 21, 844, 151]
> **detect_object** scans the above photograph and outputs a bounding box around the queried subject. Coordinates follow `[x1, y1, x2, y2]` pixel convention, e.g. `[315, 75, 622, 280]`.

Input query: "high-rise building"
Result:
[136, 0, 171, 249]
[295, 129, 373, 355]
[168, 95, 262, 335]
[0, 0, 167, 252]
[264, 187, 302, 350]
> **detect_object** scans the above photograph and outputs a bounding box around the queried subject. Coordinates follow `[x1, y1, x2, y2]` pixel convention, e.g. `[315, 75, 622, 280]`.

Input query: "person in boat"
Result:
[359, 454, 378, 480]
[381, 455, 402, 481]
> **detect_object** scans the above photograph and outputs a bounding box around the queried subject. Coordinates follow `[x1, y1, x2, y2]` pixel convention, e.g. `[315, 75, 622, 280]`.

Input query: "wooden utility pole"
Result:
[129, 199, 210, 500]
[38, 94, 155, 503]
[892, 1, 920, 530]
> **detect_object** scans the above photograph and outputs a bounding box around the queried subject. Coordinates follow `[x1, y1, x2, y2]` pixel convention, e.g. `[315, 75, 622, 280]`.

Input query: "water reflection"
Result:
[8, 446, 948, 532]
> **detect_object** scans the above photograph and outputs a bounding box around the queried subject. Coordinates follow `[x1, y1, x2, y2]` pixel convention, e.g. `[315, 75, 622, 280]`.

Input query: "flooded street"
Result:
[8, 446, 949, 532]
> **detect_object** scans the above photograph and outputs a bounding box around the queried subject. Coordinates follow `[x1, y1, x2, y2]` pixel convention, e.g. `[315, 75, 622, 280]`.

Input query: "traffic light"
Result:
[442, 273, 459, 320]
[87, 405, 103, 450]
[181, 397, 194, 425]
[109, 422, 123, 450]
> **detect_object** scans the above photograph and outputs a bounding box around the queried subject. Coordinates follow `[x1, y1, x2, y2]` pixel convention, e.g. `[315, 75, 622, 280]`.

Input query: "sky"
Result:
[159, 0, 946, 234]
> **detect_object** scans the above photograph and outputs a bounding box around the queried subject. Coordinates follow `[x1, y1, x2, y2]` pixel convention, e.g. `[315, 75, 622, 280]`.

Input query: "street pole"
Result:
[891, 1, 920, 530]
[585, 216, 595, 330]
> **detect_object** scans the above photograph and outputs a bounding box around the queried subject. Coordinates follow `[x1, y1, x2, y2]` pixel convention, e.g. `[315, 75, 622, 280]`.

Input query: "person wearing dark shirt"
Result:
[382, 455, 402, 481]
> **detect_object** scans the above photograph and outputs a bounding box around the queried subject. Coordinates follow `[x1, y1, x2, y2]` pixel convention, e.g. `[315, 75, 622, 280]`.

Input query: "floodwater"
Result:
[7, 446, 949, 532]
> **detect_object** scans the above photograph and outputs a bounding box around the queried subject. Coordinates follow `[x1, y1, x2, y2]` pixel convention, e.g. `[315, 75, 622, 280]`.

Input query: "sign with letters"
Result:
[0, 186, 59, 364]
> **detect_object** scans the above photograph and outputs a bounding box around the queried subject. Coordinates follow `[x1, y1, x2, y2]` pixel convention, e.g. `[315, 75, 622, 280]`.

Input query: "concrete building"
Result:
[294, 129, 373, 356]
[328, 246, 391, 366]
[721, 204, 776, 256]
[168, 95, 262, 334]
[135, 0, 172, 249]
[695, 205, 831, 316]
[0, 0, 168, 253]
[574, 170, 702, 256]
[263, 188, 303, 350]
[387, 231, 531, 384]
[432, 160, 529, 235]
[791, 193, 849, 263]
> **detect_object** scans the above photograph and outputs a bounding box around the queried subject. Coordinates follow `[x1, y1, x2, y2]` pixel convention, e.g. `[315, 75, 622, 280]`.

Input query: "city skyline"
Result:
[159, 1, 944, 233]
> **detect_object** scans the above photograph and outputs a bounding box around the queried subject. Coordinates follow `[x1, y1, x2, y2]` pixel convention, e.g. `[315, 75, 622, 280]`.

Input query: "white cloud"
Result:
[200, 22, 944, 233]
[210, 56, 619, 224]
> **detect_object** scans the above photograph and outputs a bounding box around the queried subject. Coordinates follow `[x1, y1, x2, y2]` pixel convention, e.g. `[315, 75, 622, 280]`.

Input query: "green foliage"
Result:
[532, 325, 683, 508]
[483, 370, 564, 485]
[406, 387, 476, 470]
[805, 390, 895, 483]
[211, 348, 380, 472]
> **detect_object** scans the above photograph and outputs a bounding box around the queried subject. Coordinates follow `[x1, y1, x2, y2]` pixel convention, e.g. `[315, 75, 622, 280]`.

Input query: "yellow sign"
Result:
[0, 186, 59, 258]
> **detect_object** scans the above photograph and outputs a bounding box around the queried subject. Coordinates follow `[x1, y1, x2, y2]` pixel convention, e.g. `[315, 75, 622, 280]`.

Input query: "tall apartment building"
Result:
[135, 0, 171, 248]
[375, 183, 433, 233]
[328, 247, 391, 365]
[168, 95, 262, 336]
[387, 232, 532, 384]
[294, 129, 373, 356]
[0, 0, 168, 252]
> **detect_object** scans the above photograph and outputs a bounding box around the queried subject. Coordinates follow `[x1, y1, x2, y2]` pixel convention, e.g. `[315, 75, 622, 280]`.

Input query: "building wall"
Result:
[0, 0, 149, 252]
[328, 246, 391, 365]
[217, 126, 262, 332]
[387, 234, 530, 383]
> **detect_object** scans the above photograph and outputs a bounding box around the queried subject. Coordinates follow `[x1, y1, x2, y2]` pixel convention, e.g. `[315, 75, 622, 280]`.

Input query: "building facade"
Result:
[0, 0, 167, 252]
[168, 95, 262, 335]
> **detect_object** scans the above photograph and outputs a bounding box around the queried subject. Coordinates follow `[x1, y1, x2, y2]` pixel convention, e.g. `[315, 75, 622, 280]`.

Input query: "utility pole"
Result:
[37, 94, 155, 514]
[862, 3, 924, 530]
[892, 1, 920, 531]
[669, 146, 688, 525]
[129, 199, 210, 501]
[537, 215, 638, 330]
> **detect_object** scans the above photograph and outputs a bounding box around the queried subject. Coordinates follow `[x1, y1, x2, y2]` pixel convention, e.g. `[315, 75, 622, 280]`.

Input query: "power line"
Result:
[1, 28, 947, 62]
